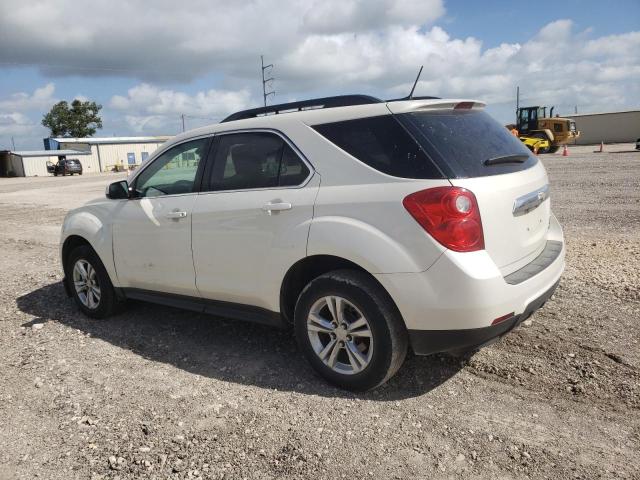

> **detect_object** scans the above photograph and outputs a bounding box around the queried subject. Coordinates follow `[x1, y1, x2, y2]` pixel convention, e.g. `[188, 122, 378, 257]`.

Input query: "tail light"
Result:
[403, 186, 484, 252]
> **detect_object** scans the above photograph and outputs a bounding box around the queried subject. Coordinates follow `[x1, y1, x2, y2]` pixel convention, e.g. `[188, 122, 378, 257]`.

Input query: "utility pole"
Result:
[261, 55, 275, 107]
[181, 114, 185, 132]
[574, 105, 578, 114]
[515, 86, 520, 124]
[11, 136, 16, 151]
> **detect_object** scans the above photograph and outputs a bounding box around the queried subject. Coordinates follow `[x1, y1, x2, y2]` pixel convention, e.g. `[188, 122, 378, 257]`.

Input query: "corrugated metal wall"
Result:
[567, 111, 640, 145]
[21, 155, 64, 176]
[11, 141, 168, 176]
[18, 154, 97, 176]
[96, 142, 164, 171]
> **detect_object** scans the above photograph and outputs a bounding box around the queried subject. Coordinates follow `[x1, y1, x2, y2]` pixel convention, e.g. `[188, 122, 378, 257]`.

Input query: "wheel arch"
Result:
[279, 254, 404, 327]
[61, 208, 118, 287]
[61, 235, 94, 273]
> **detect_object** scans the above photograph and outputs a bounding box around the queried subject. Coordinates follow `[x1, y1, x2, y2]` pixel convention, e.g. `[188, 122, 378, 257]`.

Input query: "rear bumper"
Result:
[408, 279, 559, 355]
[374, 213, 564, 345]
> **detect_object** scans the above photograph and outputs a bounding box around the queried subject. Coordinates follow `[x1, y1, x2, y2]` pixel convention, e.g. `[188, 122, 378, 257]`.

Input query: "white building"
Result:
[566, 110, 640, 145]
[1, 135, 172, 177]
[46, 135, 171, 173]
[0, 150, 92, 177]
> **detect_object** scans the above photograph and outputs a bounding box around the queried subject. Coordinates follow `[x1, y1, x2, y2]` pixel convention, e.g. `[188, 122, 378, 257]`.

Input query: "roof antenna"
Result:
[408, 65, 423, 99]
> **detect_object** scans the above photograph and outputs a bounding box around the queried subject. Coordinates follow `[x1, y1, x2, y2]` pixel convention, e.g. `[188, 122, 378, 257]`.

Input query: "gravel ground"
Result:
[1, 145, 639, 480]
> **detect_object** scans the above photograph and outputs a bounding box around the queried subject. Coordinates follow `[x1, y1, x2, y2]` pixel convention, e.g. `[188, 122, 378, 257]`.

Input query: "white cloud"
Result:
[110, 84, 253, 133]
[0, 0, 445, 81]
[0, 1, 638, 143]
[0, 112, 45, 147]
[0, 85, 57, 146]
[302, 0, 445, 33]
[0, 83, 57, 112]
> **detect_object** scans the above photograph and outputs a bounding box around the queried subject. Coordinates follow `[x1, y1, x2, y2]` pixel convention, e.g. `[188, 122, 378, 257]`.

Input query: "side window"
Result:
[279, 144, 310, 187]
[313, 116, 442, 179]
[209, 132, 309, 191]
[134, 138, 208, 198]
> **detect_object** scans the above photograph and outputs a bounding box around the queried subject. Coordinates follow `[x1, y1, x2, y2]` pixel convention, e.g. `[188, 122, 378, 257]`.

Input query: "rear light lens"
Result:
[454, 101, 475, 109]
[403, 186, 485, 252]
[491, 312, 515, 326]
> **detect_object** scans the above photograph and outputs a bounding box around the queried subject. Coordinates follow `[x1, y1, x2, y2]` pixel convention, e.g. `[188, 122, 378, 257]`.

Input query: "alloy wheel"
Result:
[307, 296, 374, 375]
[73, 259, 101, 309]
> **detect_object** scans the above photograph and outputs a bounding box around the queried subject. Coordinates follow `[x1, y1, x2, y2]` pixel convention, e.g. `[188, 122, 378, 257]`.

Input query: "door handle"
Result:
[165, 210, 188, 219]
[262, 202, 292, 214]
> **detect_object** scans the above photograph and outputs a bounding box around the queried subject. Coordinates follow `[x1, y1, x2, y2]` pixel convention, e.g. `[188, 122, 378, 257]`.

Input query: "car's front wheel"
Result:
[66, 245, 120, 319]
[294, 270, 408, 391]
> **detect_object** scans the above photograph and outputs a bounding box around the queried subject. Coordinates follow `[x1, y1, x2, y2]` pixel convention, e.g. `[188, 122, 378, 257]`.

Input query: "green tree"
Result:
[42, 99, 103, 137]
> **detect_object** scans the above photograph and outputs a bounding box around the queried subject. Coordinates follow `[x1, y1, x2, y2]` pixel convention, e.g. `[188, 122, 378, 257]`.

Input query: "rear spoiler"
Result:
[386, 99, 486, 115]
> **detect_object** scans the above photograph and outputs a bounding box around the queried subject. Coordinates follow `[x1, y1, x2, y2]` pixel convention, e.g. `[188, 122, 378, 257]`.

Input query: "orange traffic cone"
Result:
[562, 145, 569, 156]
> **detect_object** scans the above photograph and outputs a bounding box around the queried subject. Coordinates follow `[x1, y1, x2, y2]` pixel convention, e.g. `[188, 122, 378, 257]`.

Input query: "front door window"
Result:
[134, 138, 208, 198]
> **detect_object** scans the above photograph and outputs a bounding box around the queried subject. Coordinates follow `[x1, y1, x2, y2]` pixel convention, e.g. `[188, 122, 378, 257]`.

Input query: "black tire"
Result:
[65, 245, 120, 319]
[294, 270, 408, 391]
[532, 133, 551, 154]
[53, 172, 58, 176]
[548, 146, 560, 154]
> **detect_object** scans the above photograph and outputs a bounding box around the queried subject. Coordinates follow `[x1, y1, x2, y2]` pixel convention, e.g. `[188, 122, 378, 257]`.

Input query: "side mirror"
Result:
[106, 180, 130, 200]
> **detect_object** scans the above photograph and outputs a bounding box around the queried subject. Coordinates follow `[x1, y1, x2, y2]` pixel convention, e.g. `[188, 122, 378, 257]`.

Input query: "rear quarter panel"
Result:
[284, 119, 450, 275]
[308, 181, 449, 274]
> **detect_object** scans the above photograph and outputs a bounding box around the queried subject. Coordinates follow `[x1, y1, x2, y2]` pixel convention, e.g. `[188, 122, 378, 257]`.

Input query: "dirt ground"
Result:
[1, 144, 639, 480]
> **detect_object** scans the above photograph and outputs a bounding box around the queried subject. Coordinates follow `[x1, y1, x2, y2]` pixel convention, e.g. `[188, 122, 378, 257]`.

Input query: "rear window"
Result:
[398, 110, 538, 178]
[312, 115, 443, 179]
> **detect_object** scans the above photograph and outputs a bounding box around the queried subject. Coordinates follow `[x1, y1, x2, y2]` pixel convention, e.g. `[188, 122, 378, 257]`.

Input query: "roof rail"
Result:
[221, 94, 382, 123]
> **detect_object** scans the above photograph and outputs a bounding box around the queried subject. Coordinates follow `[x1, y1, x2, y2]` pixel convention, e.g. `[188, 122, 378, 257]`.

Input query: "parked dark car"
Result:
[47, 158, 83, 176]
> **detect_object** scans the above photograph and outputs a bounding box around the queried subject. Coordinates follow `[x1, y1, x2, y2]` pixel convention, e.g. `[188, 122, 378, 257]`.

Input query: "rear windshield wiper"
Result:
[483, 154, 529, 166]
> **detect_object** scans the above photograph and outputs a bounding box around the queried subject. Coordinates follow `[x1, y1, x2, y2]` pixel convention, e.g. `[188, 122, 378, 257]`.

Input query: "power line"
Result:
[178, 113, 222, 132]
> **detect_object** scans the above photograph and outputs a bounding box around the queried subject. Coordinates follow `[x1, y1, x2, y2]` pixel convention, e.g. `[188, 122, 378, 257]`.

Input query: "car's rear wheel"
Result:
[66, 245, 120, 319]
[294, 270, 408, 391]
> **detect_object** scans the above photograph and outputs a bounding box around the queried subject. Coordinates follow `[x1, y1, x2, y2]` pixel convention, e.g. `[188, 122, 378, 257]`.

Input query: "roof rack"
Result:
[221, 94, 382, 123]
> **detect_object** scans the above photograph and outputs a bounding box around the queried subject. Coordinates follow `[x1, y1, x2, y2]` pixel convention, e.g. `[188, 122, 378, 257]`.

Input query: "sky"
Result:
[0, 0, 638, 150]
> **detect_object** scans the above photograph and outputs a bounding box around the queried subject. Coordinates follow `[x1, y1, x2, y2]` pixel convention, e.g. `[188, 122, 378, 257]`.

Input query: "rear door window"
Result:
[312, 116, 443, 179]
[207, 132, 310, 191]
[398, 110, 538, 178]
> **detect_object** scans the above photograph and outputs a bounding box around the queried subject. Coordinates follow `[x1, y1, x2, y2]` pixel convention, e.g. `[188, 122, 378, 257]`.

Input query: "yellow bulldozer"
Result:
[515, 106, 580, 154]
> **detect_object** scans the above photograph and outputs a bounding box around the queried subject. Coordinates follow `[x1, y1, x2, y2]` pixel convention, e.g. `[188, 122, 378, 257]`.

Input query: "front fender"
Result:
[307, 216, 444, 274]
[540, 128, 555, 142]
[61, 207, 118, 286]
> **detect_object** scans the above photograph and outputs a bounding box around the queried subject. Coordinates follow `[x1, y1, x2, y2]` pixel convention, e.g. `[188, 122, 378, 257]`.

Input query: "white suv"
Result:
[60, 95, 565, 390]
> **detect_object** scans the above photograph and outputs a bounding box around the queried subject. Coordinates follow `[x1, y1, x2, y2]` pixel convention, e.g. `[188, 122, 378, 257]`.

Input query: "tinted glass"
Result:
[312, 115, 442, 179]
[279, 144, 310, 186]
[209, 133, 309, 191]
[134, 138, 207, 197]
[399, 110, 538, 178]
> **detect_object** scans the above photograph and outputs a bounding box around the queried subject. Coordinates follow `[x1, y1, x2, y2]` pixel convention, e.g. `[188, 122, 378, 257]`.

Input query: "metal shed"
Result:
[0, 150, 92, 177]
